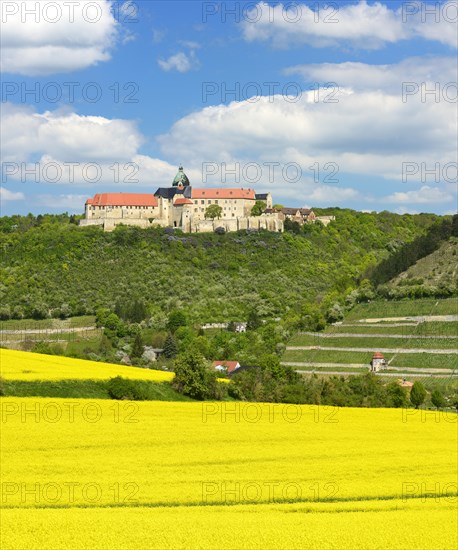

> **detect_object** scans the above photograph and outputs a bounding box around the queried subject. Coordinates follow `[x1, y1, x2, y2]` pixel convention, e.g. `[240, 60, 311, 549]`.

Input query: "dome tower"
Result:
[172, 166, 190, 187]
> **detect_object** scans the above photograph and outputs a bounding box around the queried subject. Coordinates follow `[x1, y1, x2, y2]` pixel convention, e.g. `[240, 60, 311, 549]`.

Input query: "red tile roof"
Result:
[372, 352, 385, 359]
[174, 198, 193, 205]
[192, 188, 256, 200]
[212, 360, 240, 373]
[86, 193, 158, 207]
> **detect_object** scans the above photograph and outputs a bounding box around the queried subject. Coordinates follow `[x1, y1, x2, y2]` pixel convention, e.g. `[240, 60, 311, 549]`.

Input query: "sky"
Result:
[0, 0, 457, 216]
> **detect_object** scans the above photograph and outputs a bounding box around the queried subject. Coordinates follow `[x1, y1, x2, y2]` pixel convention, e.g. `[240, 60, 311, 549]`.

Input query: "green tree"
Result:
[131, 331, 144, 358]
[386, 382, 408, 408]
[410, 381, 427, 409]
[251, 200, 266, 216]
[172, 350, 222, 400]
[272, 204, 284, 210]
[167, 310, 187, 333]
[163, 333, 178, 359]
[431, 389, 446, 410]
[205, 204, 223, 220]
[325, 303, 344, 323]
[247, 309, 261, 331]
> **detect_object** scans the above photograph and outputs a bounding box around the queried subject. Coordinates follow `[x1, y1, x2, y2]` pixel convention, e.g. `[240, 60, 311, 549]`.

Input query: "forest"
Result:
[0, 209, 446, 323]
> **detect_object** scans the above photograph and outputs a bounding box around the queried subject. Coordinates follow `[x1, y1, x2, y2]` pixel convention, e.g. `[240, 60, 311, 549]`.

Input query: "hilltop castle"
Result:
[80, 166, 284, 233]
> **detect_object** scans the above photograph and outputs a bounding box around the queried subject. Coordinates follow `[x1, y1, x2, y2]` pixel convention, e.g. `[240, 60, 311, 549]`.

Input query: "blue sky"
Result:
[1, 0, 457, 215]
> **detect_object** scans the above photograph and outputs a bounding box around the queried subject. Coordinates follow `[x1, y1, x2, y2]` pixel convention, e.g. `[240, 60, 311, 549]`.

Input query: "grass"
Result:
[0, 316, 96, 331]
[288, 334, 458, 350]
[389, 238, 458, 287]
[325, 321, 458, 336]
[295, 366, 367, 373]
[345, 298, 457, 321]
[282, 350, 457, 370]
[1, 379, 193, 401]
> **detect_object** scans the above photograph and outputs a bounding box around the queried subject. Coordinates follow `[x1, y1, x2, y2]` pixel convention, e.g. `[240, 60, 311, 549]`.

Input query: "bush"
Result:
[410, 381, 427, 409]
[107, 376, 155, 401]
[32, 342, 65, 356]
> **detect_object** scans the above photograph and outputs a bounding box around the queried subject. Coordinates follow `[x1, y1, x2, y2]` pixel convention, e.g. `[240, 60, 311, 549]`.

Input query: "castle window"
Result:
[201, 200, 204, 205]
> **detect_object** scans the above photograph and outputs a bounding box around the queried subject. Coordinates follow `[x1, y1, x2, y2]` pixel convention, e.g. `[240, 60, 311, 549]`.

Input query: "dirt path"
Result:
[353, 315, 458, 323]
[281, 361, 454, 374]
[293, 370, 456, 378]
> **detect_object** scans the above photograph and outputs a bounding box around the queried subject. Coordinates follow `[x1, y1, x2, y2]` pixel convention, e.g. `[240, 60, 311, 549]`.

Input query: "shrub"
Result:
[107, 376, 154, 401]
[32, 342, 65, 356]
[410, 381, 427, 409]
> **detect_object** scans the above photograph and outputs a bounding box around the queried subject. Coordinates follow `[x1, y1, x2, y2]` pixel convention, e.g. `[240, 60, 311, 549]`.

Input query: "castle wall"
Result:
[85, 205, 159, 220]
[189, 215, 283, 233]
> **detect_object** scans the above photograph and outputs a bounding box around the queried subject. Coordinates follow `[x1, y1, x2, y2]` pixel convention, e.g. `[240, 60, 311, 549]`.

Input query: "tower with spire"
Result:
[172, 165, 190, 187]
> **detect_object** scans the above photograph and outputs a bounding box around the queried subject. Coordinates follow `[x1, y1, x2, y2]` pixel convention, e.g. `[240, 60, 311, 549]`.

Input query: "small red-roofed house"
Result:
[212, 361, 241, 374]
[369, 352, 386, 372]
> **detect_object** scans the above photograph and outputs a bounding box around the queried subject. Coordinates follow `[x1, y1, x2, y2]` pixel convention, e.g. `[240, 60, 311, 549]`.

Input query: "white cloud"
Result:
[158, 89, 456, 182]
[178, 40, 201, 50]
[241, 1, 458, 49]
[0, 186, 25, 201]
[158, 51, 199, 73]
[284, 57, 458, 94]
[0, 104, 179, 187]
[156, 81, 456, 211]
[0, 0, 119, 75]
[1, 103, 143, 163]
[36, 194, 88, 210]
[386, 186, 454, 204]
[308, 185, 360, 202]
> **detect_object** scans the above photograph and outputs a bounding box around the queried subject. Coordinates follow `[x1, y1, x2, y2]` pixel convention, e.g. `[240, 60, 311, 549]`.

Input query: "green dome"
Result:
[172, 166, 190, 187]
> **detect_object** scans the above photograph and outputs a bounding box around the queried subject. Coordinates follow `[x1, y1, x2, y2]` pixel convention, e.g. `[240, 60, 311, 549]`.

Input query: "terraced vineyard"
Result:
[282, 298, 457, 380]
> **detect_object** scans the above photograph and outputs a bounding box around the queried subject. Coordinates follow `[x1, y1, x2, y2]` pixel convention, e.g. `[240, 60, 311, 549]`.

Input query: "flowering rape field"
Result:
[1, 394, 457, 549]
[0, 348, 174, 381]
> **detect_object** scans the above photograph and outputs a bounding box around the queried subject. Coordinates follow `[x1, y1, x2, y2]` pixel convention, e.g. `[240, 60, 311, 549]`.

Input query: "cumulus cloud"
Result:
[1, 103, 143, 164]
[0, 0, 119, 75]
[157, 82, 456, 210]
[158, 51, 199, 73]
[385, 186, 454, 204]
[0, 186, 25, 201]
[241, 1, 458, 49]
[0, 104, 179, 187]
[36, 194, 88, 211]
[158, 89, 456, 180]
[284, 57, 458, 95]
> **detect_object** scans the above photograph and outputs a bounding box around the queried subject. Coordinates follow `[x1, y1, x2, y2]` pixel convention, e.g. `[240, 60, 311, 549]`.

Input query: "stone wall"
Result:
[80, 213, 283, 233]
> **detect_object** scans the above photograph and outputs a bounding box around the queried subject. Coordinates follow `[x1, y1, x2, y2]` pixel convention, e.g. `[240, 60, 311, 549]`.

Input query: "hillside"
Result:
[0, 210, 442, 323]
[386, 237, 457, 293]
[282, 297, 458, 388]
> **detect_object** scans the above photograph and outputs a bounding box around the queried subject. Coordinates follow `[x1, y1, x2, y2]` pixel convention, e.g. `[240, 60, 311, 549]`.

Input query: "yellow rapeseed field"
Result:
[0, 348, 174, 381]
[1, 397, 457, 549]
